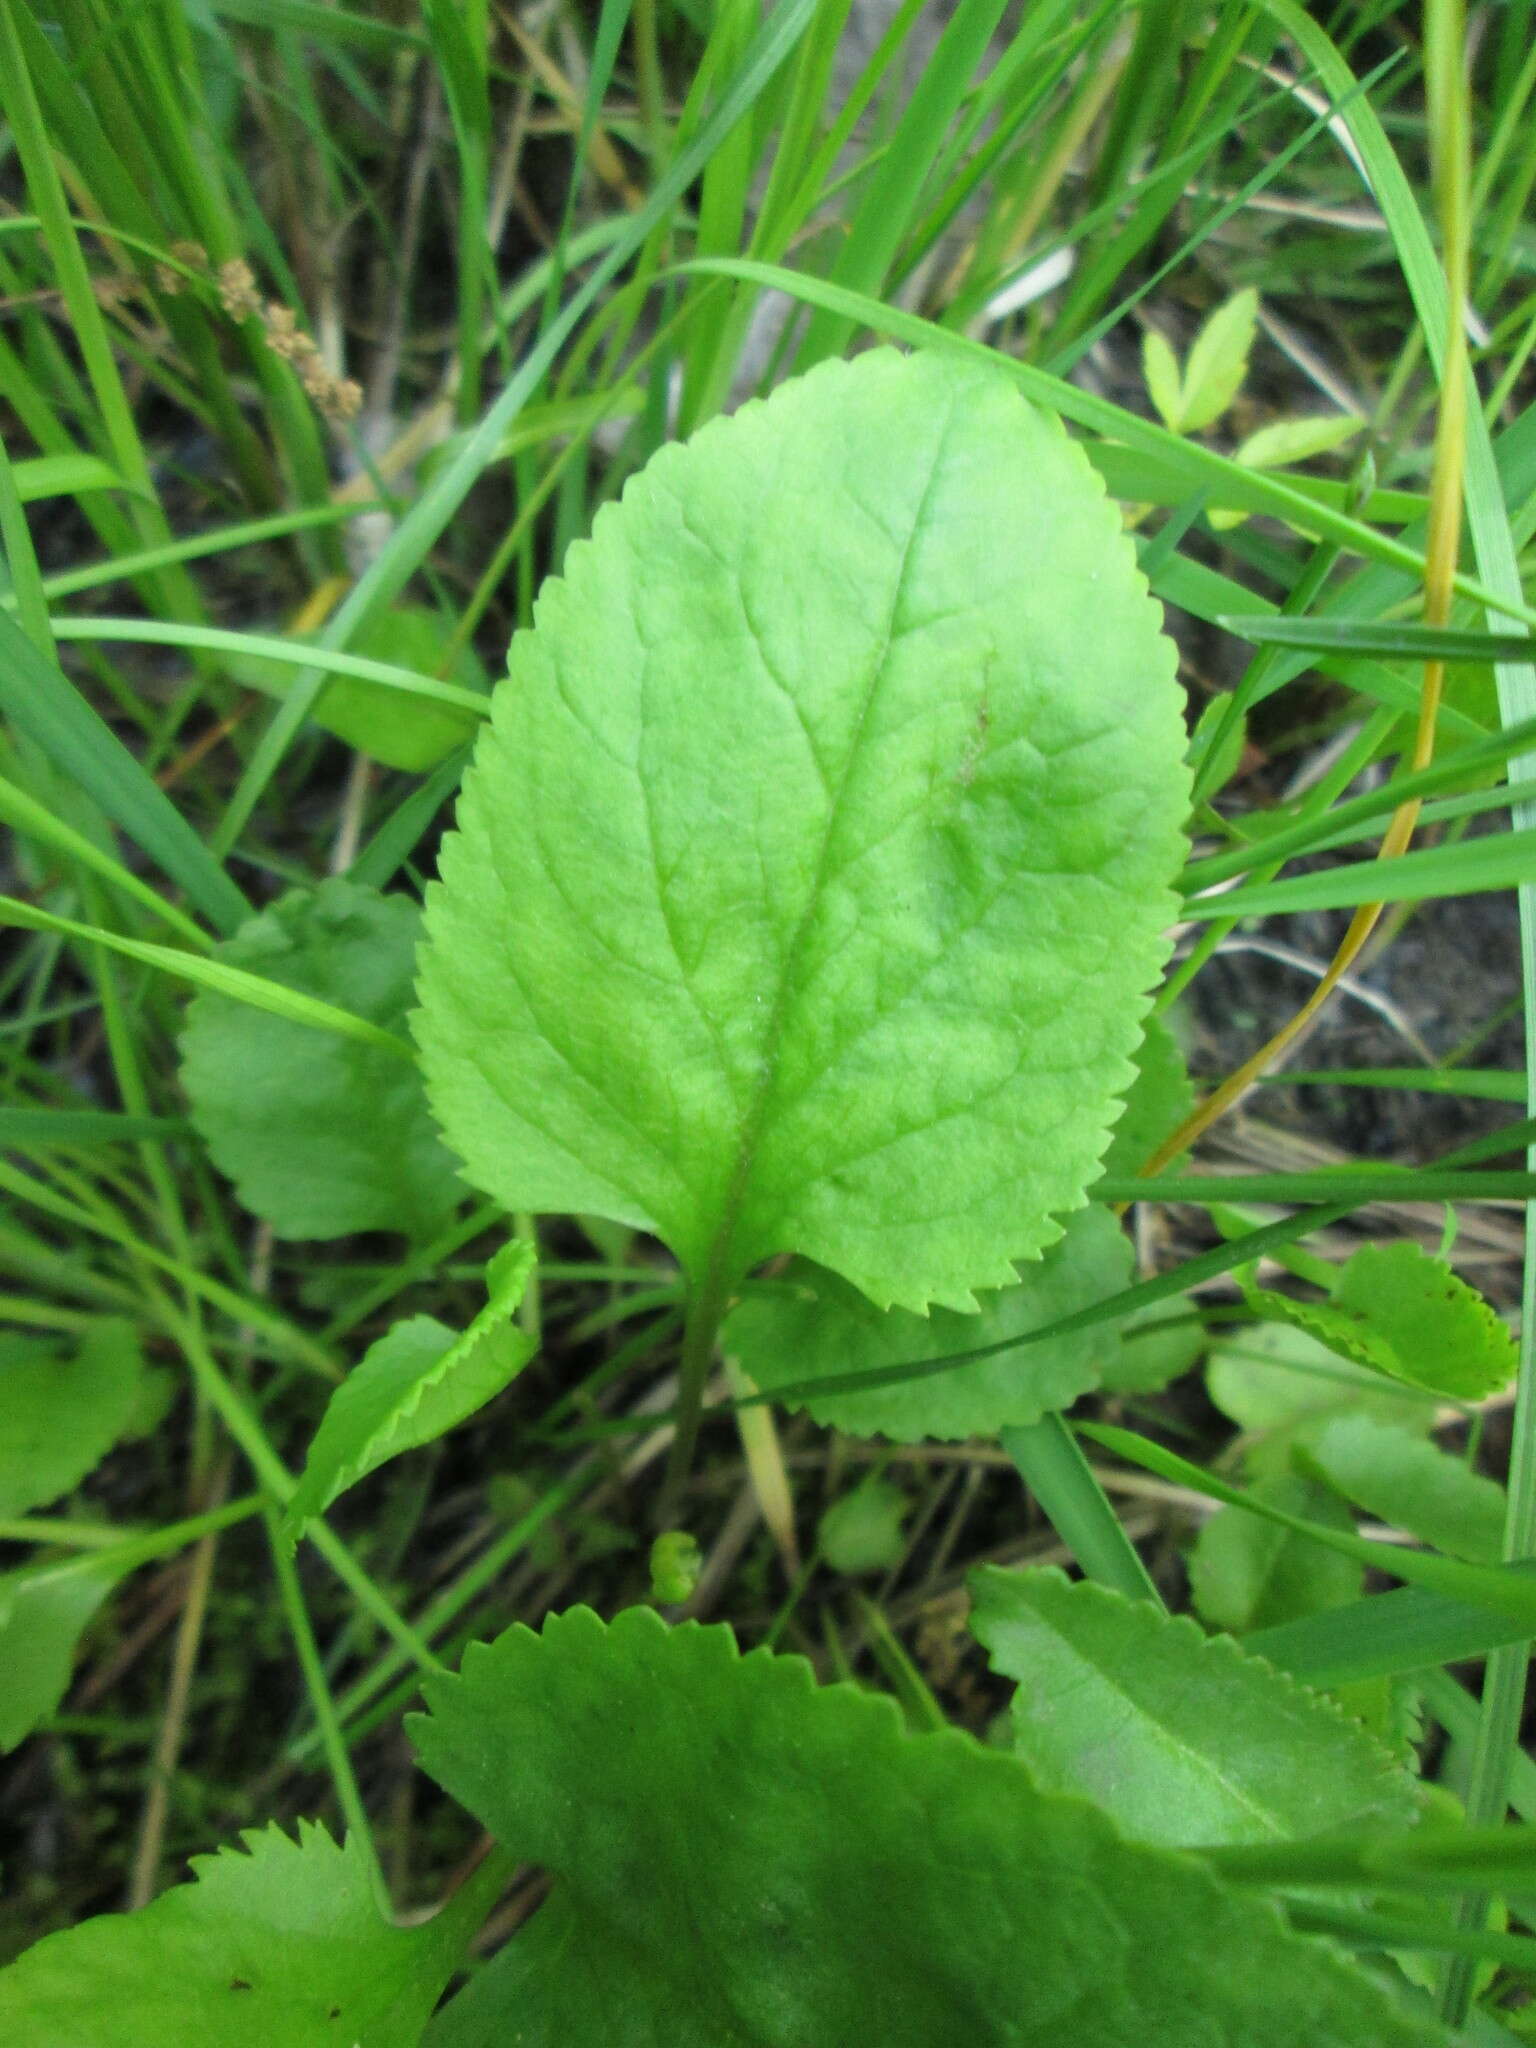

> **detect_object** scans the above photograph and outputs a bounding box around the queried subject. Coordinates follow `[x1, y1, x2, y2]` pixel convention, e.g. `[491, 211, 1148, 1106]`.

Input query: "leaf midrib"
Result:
[688, 387, 959, 1302]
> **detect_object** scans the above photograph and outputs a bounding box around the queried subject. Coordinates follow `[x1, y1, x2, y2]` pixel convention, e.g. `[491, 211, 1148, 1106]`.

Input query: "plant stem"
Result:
[267, 1511, 386, 1909]
[658, 1268, 731, 1524]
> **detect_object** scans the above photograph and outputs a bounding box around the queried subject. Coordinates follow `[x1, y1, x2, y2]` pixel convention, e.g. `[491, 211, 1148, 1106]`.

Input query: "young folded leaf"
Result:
[0, 1822, 478, 2046]
[411, 1605, 1444, 2047]
[281, 1241, 536, 1551]
[181, 879, 461, 1243]
[415, 347, 1189, 1317]
[1245, 1240, 1516, 1404]
[970, 1566, 1415, 1848]
[722, 1204, 1130, 1439]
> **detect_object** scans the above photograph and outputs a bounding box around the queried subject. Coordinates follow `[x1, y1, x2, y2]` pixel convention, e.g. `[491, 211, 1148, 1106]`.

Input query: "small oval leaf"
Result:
[1246, 1240, 1516, 1404]
[181, 879, 461, 1243]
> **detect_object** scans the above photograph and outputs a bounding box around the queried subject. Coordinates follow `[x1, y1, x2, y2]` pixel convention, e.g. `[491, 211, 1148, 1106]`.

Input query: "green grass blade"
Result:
[49, 618, 491, 717]
[1079, 1423, 1536, 1626]
[1001, 1414, 1165, 1607]
[1247, 1572, 1536, 1687]
[1183, 830, 1536, 920]
[0, 1109, 190, 1148]
[214, 0, 821, 857]
[0, 610, 248, 934]
[0, 896, 412, 1059]
[1221, 616, 1536, 663]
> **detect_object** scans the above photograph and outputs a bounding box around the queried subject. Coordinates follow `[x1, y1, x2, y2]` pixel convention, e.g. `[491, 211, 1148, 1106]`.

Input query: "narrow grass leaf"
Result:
[1247, 1574, 1536, 1689]
[1182, 832, 1536, 920]
[0, 612, 248, 934]
[1220, 617, 1536, 664]
[1001, 1413, 1163, 1607]
[0, 897, 410, 1059]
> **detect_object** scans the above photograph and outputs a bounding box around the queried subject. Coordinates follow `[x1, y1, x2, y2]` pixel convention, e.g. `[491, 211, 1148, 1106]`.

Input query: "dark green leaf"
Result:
[723, 1206, 1130, 1439]
[0, 1321, 144, 1517]
[414, 1606, 1445, 2046]
[181, 880, 461, 1242]
[0, 1822, 474, 2044]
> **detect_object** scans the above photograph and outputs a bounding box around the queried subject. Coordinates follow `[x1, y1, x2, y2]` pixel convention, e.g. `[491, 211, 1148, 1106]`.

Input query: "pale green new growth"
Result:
[282, 1241, 537, 1550]
[415, 348, 1189, 1316]
[1299, 1413, 1507, 1563]
[411, 1605, 1444, 2046]
[648, 1529, 703, 1603]
[1206, 1321, 1438, 1446]
[0, 1821, 475, 2046]
[181, 878, 461, 1242]
[971, 1567, 1415, 1848]
[723, 1205, 1131, 1439]
[1190, 1473, 1363, 1636]
[818, 1478, 908, 1573]
[0, 1321, 143, 1517]
[1141, 289, 1258, 434]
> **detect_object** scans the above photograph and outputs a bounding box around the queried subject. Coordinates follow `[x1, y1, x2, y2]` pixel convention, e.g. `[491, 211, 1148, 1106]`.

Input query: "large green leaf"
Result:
[0, 1320, 143, 1516]
[415, 349, 1189, 1314]
[413, 1606, 1443, 2046]
[0, 1822, 474, 2045]
[971, 1567, 1415, 1848]
[282, 1242, 538, 1549]
[181, 879, 461, 1242]
[721, 1205, 1130, 1439]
